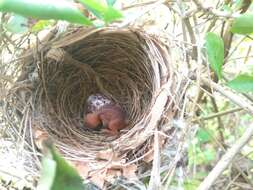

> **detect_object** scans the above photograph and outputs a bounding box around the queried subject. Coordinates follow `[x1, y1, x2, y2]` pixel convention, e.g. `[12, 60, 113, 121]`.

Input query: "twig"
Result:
[0, 169, 22, 180]
[0, 75, 14, 84]
[233, 182, 253, 189]
[225, 36, 247, 62]
[200, 77, 253, 115]
[223, 0, 251, 60]
[210, 97, 225, 143]
[123, 0, 193, 10]
[197, 123, 253, 190]
[224, 173, 241, 190]
[162, 120, 189, 187]
[167, 0, 197, 60]
[118, 0, 166, 28]
[147, 131, 161, 190]
[189, 26, 202, 116]
[223, 75, 253, 103]
[193, 107, 243, 122]
[243, 46, 251, 65]
[195, 119, 253, 188]
[192, 0, 240, 18]
[122, 0, 160, 10]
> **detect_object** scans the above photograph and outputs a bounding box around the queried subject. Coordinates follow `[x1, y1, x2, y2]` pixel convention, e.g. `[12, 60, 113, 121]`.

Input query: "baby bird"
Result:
[85, 93, 112, 114]
[84, 104, 127, 135]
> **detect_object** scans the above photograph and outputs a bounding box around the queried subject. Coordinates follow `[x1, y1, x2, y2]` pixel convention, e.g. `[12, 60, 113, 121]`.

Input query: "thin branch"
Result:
[167, 0, 197, 59]
[192, 0, 240, 18]
[118, 0, 166, 27]
[210, 97, 225, 143]
[122, 0, 160, 10]
[147, 131, 161, 190]
[193, 107, 243, 122]
[193, 75, 253, 188]
[197, 123, 253, 190]
[223, 75, 253, 103]
[199, 77, 253, 115]
[243, 46, 251, 65]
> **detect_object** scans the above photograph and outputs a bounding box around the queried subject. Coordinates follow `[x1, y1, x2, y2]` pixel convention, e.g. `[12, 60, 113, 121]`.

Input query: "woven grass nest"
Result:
[6, 27, 186, 187]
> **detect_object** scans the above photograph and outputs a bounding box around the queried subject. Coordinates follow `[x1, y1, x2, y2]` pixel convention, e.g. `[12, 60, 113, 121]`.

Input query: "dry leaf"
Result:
[96, 149, 114, 160]
[122, 164, 137, 179]
[143, 149, 154, 163]
[71, 161, 90, 178]
[71, 151, 135, 188]
[34, 128, 49, 150]
[106, 168, 122, 182]
[90, 169, 107, 189]
[96, 149, 125, 165]
[71, 160, 107, 189]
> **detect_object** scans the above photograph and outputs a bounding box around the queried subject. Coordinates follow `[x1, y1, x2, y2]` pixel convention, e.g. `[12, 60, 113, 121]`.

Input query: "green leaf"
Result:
[32, 20, 55, 32]
[227, 74, 253, 92]
[203, 149, 215, 162]
[51, 148, 84, 190]
[222, 4, 232, 12]
[205, 32, 224, 79]
[77, 0, 122, 23]
[0, 0, 92, 25]
[184, 179, 201, 190]
[37, 141, 85, 190]
[104, 6, 122, 23]
[234, 0, 244, 10]
[5, 14, 28, 33]
[37, 156, 57, 190]
[231, 14, 253, 34]
[197, 128, 211, 143]
[106, 0, 117, 6]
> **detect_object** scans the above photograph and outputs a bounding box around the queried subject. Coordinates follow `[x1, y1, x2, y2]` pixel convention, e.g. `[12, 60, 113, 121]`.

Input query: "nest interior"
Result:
[7, 28, 183, 167]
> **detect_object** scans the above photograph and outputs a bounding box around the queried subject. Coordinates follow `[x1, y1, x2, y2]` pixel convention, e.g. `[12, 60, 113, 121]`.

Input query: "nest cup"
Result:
[6, 27, 185, 177]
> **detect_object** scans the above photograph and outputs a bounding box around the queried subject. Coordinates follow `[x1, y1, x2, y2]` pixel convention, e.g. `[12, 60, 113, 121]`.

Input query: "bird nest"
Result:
[5, 27, 187, 187]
